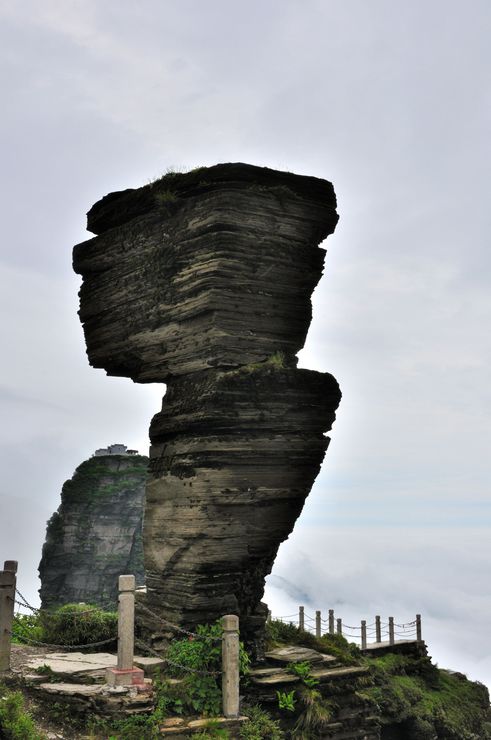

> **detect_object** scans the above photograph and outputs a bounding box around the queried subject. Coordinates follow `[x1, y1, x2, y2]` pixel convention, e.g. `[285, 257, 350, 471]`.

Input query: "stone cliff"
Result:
[39, 453, 148, 608]
[73, 163, 341, 644]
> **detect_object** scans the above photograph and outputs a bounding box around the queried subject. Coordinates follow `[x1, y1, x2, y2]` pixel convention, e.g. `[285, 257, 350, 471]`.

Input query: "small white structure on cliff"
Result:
[93, 444, 139, 457]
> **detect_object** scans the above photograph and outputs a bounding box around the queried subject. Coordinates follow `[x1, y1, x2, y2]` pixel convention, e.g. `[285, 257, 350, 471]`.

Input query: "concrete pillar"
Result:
[0, 561, 17, 672]
[389, 616, 395, 645]
[222, 614, 240, 718]
[328, 609, 335, 635]
[118, 575, 135, 670]
[375, 615, 381, 643]
[299, 605, 305, 631]
[416, 614, 422, 641]
[106, 574, 144, 687]
[336, 618, 342, 636]
[361, 620, 367, 650]
[315, 610, 321, 639]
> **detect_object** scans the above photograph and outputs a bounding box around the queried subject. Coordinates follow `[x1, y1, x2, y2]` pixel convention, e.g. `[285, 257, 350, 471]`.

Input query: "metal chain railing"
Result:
[135, 601, 222, 643]
[271, 607, 422, 646]
[15, 589, 117, 617]
[10, 631, 117, 650]
[134, 637, 221, 677]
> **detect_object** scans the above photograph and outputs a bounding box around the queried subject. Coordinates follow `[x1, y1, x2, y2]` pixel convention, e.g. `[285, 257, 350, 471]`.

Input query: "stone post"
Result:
[222, 614, 240, 718]
[328, 609, 335, 635]
[0, 561, 17, 672]
[267, 610, 272, 624]
[416, 614, 422, 641]
[299, 606, 305, 631]
[315, 610, 321, 639]
[106, 574, 144, 687]
[389, 616, 395, 646]
[118, 575, 135, 669]
[336, 618, 342, 636]
[375, 615, 381, 643]
[361, 620, 367, 650]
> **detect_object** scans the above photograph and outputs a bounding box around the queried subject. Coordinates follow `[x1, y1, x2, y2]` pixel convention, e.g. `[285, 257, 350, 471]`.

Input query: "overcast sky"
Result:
[1, 0, 490, 687]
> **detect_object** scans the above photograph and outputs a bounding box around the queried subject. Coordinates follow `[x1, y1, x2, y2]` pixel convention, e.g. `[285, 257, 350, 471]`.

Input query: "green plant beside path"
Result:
[0, 685, 44, 740]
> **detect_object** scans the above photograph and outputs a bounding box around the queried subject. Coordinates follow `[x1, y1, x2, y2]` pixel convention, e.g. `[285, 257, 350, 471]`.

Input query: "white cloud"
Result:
[266, 525, 491, 688]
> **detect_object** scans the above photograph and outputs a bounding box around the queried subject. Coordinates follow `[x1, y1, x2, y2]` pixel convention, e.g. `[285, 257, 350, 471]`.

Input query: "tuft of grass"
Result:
[293, 686, 335, 738]
[239, 704, 284, 739]
[0, 686, 44, 740]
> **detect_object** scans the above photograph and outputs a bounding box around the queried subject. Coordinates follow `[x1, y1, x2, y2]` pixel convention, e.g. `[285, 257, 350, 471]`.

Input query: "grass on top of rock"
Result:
[364, 652, 491, 740]
[227, 352, 290, 377]
[265, 618, 361, 665]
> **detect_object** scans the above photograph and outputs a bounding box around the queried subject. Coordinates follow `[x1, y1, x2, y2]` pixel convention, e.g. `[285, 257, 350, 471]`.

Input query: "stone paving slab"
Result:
[24, 651, 163, 679]
[37, 682, 104, 696]
[26, 651, 117, 675]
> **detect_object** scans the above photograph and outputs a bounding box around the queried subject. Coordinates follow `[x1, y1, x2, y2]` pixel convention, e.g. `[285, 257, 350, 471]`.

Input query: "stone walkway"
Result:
[7, 645, 248, 738]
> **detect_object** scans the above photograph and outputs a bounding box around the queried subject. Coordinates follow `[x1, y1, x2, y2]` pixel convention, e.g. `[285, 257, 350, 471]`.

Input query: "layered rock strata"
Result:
[73, 163, 341, 642]
[39, 453, 148, 608]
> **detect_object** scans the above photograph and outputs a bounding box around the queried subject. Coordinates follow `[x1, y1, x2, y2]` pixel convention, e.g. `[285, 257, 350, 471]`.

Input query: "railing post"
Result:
[375, 615, 381, 643]
[361, 620, 367, 650]
[315, 610, 321, 639]
[299, 606, 305, 631]
[328, 609, 335, 635]
[118, 575, 135, 670]
[222, 614, 240, 718]
[0, 560, 17, 672]
[336, 618, 342, 636]
[106, 574, 144, 687]
[389, 616, 395, 645]
[416, 614, 422, 641]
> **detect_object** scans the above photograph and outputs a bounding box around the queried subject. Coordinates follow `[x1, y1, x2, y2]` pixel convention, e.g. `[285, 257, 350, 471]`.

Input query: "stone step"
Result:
[264, 645, 333, 665]
[159, 715, 249, 736]
[310, 665, 370, 683]
[250, 663, 369, 688]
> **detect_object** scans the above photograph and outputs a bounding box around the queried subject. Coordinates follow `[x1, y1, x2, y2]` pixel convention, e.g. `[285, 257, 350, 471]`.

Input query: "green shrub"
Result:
[163, 621, 250, 717]
[0, 686, 43, 740]
[11, 613, 43, 645]
[39, 603, 117, 650]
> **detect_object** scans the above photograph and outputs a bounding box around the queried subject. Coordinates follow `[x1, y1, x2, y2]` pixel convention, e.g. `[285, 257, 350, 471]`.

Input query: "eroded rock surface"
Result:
[39, 453, 148, 608]
[73, 163, 341, 644]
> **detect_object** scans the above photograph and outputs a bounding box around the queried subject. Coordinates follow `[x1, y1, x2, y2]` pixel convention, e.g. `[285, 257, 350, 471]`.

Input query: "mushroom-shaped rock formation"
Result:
[73, 163, 341, 647]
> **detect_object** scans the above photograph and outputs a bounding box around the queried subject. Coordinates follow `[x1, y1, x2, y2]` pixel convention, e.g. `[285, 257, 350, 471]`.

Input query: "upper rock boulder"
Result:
[73, 163, 338, 383]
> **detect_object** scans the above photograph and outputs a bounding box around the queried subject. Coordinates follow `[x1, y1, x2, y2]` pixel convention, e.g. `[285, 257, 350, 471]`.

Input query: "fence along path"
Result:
[1, 563, 240, 719]
[271, 606, 422, 648]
